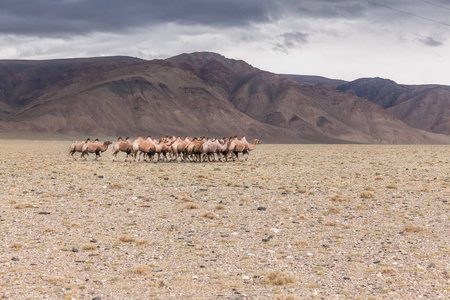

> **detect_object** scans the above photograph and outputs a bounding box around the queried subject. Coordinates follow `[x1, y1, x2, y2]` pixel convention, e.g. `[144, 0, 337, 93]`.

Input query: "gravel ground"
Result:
[0, 140, 449, 299]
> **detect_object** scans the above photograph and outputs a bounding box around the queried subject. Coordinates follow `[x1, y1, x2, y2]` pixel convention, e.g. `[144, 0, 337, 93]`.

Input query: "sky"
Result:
[1, 0, 450, 85]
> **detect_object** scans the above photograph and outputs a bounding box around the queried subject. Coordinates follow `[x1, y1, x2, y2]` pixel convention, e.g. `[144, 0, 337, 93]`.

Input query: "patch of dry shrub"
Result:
[266, 271, 295, 286]
[119, 235, 135, 243]
[82, 244, 96, 251]
[135, 240, 149, 246]
[109, 183, 124, 189]
[185, 203, 199, 209]
[403, 224, 428, 233]
[360, 192, 374, 199]
[331, 195, 348, 202]
[201, 212, 216, 219]
[134, 266, 149, 275]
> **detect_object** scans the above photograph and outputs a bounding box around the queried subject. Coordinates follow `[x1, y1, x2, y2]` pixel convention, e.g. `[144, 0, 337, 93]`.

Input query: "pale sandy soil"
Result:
[0, 140, 449, 299]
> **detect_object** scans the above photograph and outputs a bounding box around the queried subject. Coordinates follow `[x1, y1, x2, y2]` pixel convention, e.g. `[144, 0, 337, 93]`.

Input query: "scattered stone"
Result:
[262, 235, 273, 242]
[72, 247, 79, 253]
[38, 212, 50, 215]
[257, 206, 266, 211]
[11, 257, 19, 261]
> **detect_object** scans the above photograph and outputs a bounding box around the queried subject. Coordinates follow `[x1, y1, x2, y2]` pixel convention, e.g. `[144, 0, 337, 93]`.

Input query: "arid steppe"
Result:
[1, 140, 449, 299]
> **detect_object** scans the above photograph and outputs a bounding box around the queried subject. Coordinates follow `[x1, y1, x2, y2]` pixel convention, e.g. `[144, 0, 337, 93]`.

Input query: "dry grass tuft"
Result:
[324, 220, 339, 227]
[109, 183, 124, 189]
[215, 204, 226, 210]
[135, 240, 149, 246]
[266, 271, 295, 286]
[185, 203, 199, 210]
[9, 243, 22, 249]
[331, 195, 348, 202]
[15, 203, 34, 209]
[381, 268, 397, 275]
[360, 191, 374, 199]
[403, 224, 428, 233]
[134, 266, 149, 275]
[385, 184, 397, 189]
[327, 206, 340, 214]
[82, 244, 97, 251]
[277, 296, 297, 300]
[201, 212, 216, 219]
[119, 235, 135, 243]
[179, 196, 194, 202]
[294, 240, 308, 247]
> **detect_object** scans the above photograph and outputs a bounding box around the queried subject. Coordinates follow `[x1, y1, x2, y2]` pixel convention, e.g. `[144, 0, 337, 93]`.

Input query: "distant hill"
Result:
[0, 52, 448, 144]
[338, 78, 450, 135]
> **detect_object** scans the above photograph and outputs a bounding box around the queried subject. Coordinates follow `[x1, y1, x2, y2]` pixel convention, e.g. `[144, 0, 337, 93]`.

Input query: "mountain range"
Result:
[0, 52, 448, 144]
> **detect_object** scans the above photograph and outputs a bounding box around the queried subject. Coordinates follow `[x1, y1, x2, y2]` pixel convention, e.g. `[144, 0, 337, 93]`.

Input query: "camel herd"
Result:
[69, 135, 261, 162]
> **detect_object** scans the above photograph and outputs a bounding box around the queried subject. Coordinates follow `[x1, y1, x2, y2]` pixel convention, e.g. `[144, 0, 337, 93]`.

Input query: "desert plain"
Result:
[0, 139, 448, 299]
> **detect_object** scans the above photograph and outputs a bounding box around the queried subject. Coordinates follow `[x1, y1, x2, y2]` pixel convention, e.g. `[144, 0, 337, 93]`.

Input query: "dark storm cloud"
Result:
[274, 31, 310, 52]
[0, 0, 284, 37]
[420, 36, 444, 47]
[0, 0, 375, 38]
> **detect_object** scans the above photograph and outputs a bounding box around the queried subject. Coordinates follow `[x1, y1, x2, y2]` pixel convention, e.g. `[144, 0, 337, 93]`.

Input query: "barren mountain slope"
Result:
[338, 78, 450, 134]
[169, 53, 449, 144]
[0, 53, 448, 144]
[0, 58, 301, 141]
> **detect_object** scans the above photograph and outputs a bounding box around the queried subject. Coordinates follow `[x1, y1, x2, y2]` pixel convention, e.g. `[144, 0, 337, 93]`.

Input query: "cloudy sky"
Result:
[1, 0, 449, 85]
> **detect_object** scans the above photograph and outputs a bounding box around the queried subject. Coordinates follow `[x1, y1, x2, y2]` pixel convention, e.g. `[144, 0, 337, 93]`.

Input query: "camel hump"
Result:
[117, 137, 123, 141]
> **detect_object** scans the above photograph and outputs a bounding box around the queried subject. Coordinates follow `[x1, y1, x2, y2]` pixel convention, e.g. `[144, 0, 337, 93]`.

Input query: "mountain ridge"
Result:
[0, 52, 448, 144]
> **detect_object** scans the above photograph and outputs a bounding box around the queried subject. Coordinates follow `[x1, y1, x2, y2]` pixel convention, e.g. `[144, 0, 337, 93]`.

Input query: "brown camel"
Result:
[229, 135, 261, 161]
[170, 136, 192, 162]
[185, 137, 207, 162]
[113, 137, 133, 162]
[132, 135, 156, 162]
[69, 138, 91, 159]
[81, 140, 112, 160]
[153, 137, 171, 161]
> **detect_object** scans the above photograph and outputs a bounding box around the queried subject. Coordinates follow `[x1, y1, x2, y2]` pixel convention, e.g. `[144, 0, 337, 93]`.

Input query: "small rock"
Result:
[92, 297, 102, 300]
[163, 177, 169, 180]
[97, 175, 104, 179]
[90, 239, 97, 243]
[428, 263, 436, 268]
[343, 277, 350, 280]
[262, 235, 273, 242]
[257, 206, 266, 211]
[72, 247, 79, 253]
[11, 257, 20, 261]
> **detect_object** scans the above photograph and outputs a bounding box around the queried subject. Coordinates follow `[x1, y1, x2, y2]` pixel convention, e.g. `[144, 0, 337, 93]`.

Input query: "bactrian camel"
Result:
[113, 137, 133, 162]
[81, 139, 112, 160]
[69, 138, 91, 159]
[229, 135, 261, 161]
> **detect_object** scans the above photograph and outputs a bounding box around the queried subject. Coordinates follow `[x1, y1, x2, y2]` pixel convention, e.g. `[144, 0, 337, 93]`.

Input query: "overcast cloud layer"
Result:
[1, 0, 449, 85]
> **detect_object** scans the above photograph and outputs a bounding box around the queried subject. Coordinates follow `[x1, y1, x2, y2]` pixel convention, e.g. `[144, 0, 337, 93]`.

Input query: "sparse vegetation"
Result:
[1, 141, 447, 299]
[266, 271, 295, 286]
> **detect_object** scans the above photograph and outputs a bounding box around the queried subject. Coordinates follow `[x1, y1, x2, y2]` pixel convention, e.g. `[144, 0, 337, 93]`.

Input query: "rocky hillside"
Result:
[0, 53, 448, 144]
[338, 78, 450, 135]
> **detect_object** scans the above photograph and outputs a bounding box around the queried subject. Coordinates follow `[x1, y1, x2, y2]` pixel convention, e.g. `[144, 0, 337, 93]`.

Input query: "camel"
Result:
[112, 137, 133, 162]
[170, 136, 192, 162]
[69, 138, 91, 159]
[81, 139, 112, 160]
[229, 135, 261, 161]
[185, 137, 207, 162]
[132, 135, 156, 162]
[200, 138, 224, 162]
[153, 137, 171, 161]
